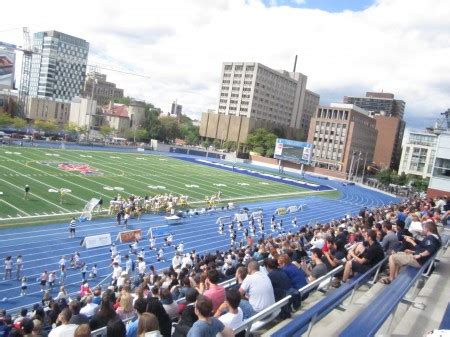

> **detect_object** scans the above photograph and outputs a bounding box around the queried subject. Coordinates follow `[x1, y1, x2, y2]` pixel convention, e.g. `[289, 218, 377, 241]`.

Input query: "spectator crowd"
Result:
[1, 195, 448, 337]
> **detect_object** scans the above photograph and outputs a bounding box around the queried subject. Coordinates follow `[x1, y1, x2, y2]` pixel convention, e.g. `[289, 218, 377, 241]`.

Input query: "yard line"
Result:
[0, 162, 88, 203]
[0, 199, 30, 216]
[0, 177, 71, 212]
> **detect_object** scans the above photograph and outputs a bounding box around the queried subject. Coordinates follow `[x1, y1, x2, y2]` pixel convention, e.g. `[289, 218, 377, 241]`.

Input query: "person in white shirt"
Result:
[177, 242, 184, 254]
[59, 256, 66, 271]
[16, 255, 23, 280]
[112, 262, 122, 283]
[138, 248, 145, 260]
[181, 254, 193, 269]
[130, 240, 138, 254]
[166, 234, 173, 246]
[149, 237, 156, 250]
[137, 257, 146, 277]
[310, 231, 325, 250]
[239, 261, 275, 313]
[215, 288, 244, 330]
[110, 243, 117, 258]
[172, 253, 183, 270]
[409, 213, 424, 240]
[79, 295, 98, 318]
[4, 256, 13, 280]
[48, 308, 77, 337]
[113, 252, 122, 265]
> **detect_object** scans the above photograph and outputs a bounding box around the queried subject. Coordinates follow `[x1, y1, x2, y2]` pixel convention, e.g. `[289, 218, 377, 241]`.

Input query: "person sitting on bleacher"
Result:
[239, 261, 275, 313]
[277, 255, 308, 290]
[380, 221, 441, 285]
[301, 248, 328, 282]
[342, 230, 385, 283]
[381, 222, 400, 255]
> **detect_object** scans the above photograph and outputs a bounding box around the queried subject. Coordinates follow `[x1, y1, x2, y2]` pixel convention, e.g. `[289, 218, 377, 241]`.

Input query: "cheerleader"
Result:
[20, 276, 27, 296]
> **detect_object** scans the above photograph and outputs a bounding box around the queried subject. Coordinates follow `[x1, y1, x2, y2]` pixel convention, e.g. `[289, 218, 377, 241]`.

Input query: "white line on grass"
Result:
[0, 178, 71, 213]
[0, 199, 30, 216]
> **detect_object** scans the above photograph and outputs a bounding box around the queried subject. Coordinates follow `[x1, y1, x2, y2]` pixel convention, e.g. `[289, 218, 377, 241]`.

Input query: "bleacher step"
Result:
[307, 282, 386, 336]
[389, 252, 450, 337]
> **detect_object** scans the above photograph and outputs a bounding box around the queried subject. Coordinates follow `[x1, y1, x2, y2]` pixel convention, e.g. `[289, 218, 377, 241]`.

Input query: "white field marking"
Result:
[237, 183, 250, 186]
[0, 210, 109, 222]
[29, 150, 130, 197]
[13, 152, 21, 155]
[110, 156, 120, 159]
[114, 187, 124, 191]
[48, 189, 59, 193]
[213, 184, 227, 187]
[104, 186, 114, 191]
[4, 155, 111, 201]
[136, 157, 146, 160]
[259, 182, 270, 185]
[61, 188, 72, 193]
[185, 184, 199, 188]
[0, 192, 3, 195]
[0, 199, 30, 216]
[4, 151, 12, 154]
[0, 178, 71, 212]
[148, 185, 166, 189]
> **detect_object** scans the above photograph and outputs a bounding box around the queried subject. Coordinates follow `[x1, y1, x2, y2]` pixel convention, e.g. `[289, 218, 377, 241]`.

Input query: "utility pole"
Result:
[348, 151, 356, 181]
[361, 152, 368, 183]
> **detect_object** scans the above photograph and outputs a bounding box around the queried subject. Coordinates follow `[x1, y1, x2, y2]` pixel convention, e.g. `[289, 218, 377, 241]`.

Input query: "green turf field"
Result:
[0, 146, 331, 225]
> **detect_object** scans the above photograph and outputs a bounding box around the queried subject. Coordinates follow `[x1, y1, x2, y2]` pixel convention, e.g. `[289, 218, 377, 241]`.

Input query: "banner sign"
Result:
[234, 213, 249, 222]
[216, 216, 233, 225]
[275, 208, 287, 216]
[116, 229, 142, 243]
[82, 233, 111, 249]
[250, 211, 264, 220]
[148, 225, 170, 238]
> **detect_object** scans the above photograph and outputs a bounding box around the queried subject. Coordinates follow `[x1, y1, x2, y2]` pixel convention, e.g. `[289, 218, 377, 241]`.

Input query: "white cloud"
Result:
[0, 0, 448, 127]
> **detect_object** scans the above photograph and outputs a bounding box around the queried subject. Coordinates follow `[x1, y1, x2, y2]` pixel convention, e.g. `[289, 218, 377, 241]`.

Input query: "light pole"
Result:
[133, 123, 142, 144]
[348, 151, 356, 181]
[354, 152, 362, 182]
[361, 152, 368, 183]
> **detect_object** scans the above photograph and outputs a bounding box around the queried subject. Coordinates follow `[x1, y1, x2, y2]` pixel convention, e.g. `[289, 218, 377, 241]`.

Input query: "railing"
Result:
[233, 265, 344, 337]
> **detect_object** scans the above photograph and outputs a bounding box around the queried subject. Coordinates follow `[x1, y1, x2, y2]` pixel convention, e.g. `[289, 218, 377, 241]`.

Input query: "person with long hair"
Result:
[106, 317, 126, 337]
[137, 313, 161, 337]
[116, 292, 136, 320]
[89, 290, 118, 331]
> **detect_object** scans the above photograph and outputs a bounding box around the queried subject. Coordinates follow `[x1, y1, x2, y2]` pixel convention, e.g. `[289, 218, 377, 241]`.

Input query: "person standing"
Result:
[40, 271, 48, 292]
[60, 265, 66, 286]
[16, 255, 23, 280]
[4, 256, 13, 280]
[20, 276, 27, 296]
[48, 271, 56, 290]
[69, 218, 77, 238]
[81, 263, 87, 281]
[24, 185, 30, 200]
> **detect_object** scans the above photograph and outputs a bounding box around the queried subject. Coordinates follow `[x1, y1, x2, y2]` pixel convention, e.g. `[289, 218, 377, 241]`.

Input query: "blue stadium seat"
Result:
[272, 258, 387, 337]
[439, 302, 450, 330]
[340, 255, 437, 337]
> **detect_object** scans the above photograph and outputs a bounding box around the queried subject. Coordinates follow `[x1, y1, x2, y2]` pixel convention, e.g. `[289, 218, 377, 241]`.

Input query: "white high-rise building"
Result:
[217, 62, 317, 130]
[29, 30, 89, 101]
[399, 130, 438, 179]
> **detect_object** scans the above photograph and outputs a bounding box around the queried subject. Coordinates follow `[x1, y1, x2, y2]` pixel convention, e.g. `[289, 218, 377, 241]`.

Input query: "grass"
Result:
[0, 146, 335, 226]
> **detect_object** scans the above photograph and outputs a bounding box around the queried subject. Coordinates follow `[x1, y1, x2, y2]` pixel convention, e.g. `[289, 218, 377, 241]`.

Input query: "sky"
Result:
[0, 0, 449, 129]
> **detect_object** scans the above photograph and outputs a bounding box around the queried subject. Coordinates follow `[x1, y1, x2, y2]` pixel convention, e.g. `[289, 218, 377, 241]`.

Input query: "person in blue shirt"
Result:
[126, 298, 147, 337]
[277, 254, 308, 289]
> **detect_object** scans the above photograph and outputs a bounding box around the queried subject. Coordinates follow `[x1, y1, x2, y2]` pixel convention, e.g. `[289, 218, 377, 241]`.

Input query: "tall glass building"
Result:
[29, 31, 89, 101]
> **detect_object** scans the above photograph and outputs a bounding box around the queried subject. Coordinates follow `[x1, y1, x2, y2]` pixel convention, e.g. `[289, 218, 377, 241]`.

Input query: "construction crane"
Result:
[1, 27, 150, 117]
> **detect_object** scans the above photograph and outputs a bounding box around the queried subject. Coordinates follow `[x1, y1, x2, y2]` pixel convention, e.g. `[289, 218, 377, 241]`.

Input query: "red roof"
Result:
[102, 103, 129, 118]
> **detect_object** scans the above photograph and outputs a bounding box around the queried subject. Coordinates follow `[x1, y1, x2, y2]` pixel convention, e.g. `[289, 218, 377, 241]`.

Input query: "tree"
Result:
[223, 140, 237, 152]
[99, 125, 113, 141]
[114, 96, 132, 105]
[34, 119, 58, 133]
[63, 122, 79, 134]
[0, 113, 13, 127]
[376, 169, 394, 185]
[397, 172, 409, 186]
[213, 139, 221, 149]
[125, 128, 149, 142]
[12, 117, 27, 129]
[246, 128, 278, 157]
[158, 116, 181, 142]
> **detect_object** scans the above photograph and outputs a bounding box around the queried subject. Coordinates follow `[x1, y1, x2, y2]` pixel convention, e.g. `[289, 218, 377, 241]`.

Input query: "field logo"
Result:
[38, 161, 103, 176]
[57, 163, 101, 175]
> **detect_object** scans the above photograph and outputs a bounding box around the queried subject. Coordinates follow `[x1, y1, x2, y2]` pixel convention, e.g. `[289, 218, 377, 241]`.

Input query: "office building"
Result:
[82, 71, 124, 106]
[171, 101, 182, 118]
[200, 62, 319, 142]
[26, 96, 70, 124]
[301, 89, 320, 138]
[343, 92, 405, 170]
[29, 30, 89, 101]
[343, 92, 405, 119]
[69, 97, 100, 130]
[427, 133, 450, 198]
[399, 130, 438, 179]
[307, 103, 377, 177]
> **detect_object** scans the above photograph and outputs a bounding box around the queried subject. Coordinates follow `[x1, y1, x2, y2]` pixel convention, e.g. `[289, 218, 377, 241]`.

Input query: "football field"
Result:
[0, 145, 333, 225]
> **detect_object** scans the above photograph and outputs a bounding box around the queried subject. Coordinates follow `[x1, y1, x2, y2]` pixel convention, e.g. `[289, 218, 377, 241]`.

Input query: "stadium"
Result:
[0, 140, 448, 337]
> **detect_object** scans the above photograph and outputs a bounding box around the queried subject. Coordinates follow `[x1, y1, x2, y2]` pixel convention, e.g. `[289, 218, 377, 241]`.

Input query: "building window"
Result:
[433, 158, 450, 178]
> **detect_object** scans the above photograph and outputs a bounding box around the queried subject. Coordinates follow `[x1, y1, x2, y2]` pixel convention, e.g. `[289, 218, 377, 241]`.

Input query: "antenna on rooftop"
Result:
[293, 55, 298, 73]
